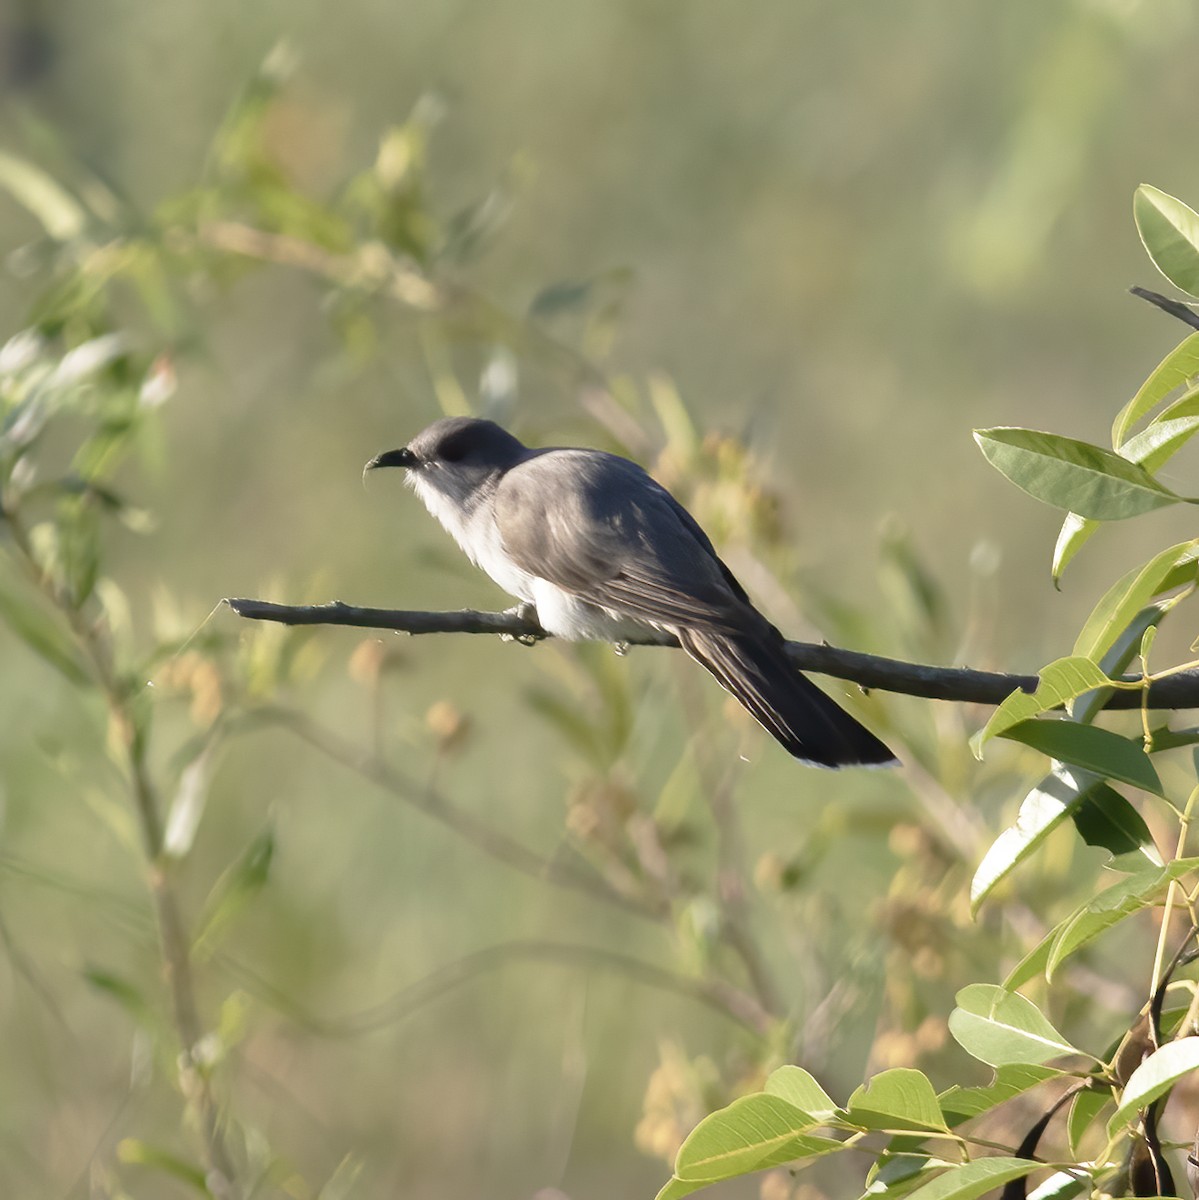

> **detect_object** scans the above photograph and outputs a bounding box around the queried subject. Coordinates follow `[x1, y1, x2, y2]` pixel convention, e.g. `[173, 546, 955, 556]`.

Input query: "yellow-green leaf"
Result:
[1073, 540, 1199, 662]
[999, 721, 1162, 796]
[847, 1068, 948, 1133]
[1112, 330, 1199, 446]
[1108, 1037, 1199, 1136]
[949, 984, 1087, 1067]
[974, 657, 1112, 751]
[673, 1094, 839, 1183]
[975, 428, 1183, 520]
[1135, 184, 1199, 299]
[902, 1157, 1042, 1200]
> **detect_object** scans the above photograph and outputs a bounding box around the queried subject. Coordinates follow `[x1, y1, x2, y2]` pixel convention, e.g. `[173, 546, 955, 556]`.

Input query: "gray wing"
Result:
[493, 449, 756, 632]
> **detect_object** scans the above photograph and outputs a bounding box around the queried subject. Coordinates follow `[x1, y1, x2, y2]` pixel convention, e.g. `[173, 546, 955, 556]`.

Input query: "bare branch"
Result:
[223, 598, 1199, 710]
[251, 705, 667, 921]
[223, 938, 775, 1038]
[227, 598, 548, 638]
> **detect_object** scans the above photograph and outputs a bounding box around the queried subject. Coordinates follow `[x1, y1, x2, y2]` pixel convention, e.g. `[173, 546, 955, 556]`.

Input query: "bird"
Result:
[366, 417, 896, 768]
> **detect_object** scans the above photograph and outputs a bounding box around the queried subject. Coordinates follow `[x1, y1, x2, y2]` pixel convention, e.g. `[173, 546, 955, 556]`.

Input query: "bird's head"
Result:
[365, 417, 528, 511]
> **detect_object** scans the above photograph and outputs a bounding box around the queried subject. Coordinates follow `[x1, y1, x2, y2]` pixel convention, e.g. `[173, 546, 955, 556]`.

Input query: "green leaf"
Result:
[864, 1154, 955, 1198]
[1146, 724, 1199, 753]
[163, 743, 217, 859]
[1121, 413, 1199, 469]
[649, 373, 700, 460]
[1072, 603, 1168, 726]
[1108, 1037, 1199, 1135]
[192, 827, 275, 959]
[315, 1155, 366, 1200]
[116, 1139, 208, 1190]
[1055, 416, 1199, 585]
[1003, 938, 1055, 992]
[1044, 865, 1188, 981]
[974, 427, 1184, 520]
[902, 1157, 1042, 1200]
[0, 571, 92, 686]
[1026, 1170, 1086, 1200]
[529, 279, 593, 318]
[972, 766, 1098, 913]
[0, 151, 87, 241]
[846, 1069, 949, 1133]
[1067, 1085, 1111, 1156]
[981, 746, 1161, 920]
[999, 721, 1162, 796]
[1052, 512, 1097, 588]
[974, 657, 1112, 750]
[84, 967, 157, 1030]
[938, 1065, 1060, 1127]
[1134, 184, 1199, 299]
[672, 1093, 840, 1183]
[1112, 331, 1199, 446]
[1151, 378, 1199, 426]
[763, 1065, 839, 1121]
[1071, 785, 1161, 865]
[1073, 540, 1199, 662]
[948, 984, 1086, 1067]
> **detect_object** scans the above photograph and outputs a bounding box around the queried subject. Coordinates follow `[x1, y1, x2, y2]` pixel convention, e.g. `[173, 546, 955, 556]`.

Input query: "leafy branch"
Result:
[0, 503, 238, 1194]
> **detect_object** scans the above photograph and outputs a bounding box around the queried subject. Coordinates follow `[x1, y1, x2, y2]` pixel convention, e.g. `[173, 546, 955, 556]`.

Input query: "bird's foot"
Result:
[502, 602, 545, 645]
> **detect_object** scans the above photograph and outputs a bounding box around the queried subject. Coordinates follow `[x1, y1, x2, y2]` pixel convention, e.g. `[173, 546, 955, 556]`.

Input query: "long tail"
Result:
[676, 628, 897, 768]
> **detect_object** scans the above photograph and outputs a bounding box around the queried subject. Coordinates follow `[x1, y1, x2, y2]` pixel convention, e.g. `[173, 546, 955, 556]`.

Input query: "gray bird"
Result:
[366, 417, 896, 768]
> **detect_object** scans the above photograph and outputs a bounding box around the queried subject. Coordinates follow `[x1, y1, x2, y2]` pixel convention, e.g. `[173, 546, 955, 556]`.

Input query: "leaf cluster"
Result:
[653, 186, 1199, 1200]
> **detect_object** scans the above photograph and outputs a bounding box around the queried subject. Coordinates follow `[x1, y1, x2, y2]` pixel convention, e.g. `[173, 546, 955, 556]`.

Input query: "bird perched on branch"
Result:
[366, 417, 896, 768]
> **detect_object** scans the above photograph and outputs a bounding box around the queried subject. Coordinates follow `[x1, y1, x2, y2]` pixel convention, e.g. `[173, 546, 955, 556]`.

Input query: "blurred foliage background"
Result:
[3, 2, 1199, 1198]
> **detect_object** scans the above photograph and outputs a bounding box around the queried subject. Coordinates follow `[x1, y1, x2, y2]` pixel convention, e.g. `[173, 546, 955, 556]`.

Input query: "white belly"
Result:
[529, 578, 654, 642]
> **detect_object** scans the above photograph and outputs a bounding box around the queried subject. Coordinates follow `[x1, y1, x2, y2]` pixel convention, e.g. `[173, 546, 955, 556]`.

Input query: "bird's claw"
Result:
[501, 602, 544, 645]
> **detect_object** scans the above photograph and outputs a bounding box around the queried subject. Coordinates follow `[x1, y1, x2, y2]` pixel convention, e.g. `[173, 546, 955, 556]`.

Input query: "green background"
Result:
[2, 3, 1198, 1197]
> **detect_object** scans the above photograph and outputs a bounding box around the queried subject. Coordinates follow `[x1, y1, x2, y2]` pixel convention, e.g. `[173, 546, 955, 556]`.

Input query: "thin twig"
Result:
[198, 221, 443, 311]
[193, 220, 650, 453]
[251, 706, 668, 920]
[223, 598, 1199, 710]
[672, 654, 784, 1018]
[222, 938, 775, 1038]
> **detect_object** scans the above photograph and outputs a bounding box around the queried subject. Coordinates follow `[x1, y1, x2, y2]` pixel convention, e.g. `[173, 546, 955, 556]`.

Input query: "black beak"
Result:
[365, 447, 418, 472]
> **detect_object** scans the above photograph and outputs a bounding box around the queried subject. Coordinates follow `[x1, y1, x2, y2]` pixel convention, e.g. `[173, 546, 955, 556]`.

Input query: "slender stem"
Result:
[2, 507, 237, 1193]
[223, 704, 779, 1035]
[1177, 972, 1199, 1039]
[227, 938, 775, 1038]
[670, 657, 784, 1019]
[1150, 785, 1199, 1001]
[255, 706, 667, 920]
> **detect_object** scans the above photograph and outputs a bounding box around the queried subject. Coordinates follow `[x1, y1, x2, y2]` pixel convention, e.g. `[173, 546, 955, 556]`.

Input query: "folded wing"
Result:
[494, 448, 895, 767]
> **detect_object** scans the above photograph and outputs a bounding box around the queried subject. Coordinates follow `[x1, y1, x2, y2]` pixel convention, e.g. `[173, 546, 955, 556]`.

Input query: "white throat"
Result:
[408, 470, 536, 603]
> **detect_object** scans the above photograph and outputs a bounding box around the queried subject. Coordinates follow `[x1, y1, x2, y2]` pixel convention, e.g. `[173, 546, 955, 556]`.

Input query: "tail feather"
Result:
[677, 628, 897, 769]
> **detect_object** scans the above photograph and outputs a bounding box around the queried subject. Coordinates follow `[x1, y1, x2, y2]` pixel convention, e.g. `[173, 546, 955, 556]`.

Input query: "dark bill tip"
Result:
[365, 447, 418, 472]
